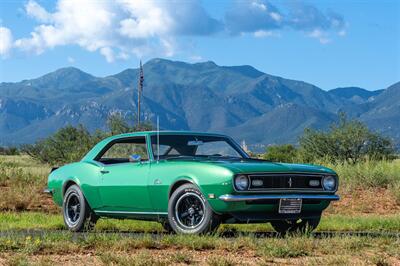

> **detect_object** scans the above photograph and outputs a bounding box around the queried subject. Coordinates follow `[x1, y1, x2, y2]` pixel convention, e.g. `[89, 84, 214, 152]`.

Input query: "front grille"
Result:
[248, 173, 324, 191]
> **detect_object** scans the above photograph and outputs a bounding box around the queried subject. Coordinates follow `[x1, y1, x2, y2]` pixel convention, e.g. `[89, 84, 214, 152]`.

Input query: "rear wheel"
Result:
[168, 184, 220, 234]
[62, 184, 98, 232]
[271, 216, 321, 235]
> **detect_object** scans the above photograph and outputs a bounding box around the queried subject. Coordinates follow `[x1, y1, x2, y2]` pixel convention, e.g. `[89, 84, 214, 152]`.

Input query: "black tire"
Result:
[271, 216, 321, 235]
[62, 184, 98, 232]
[168, 184, 220, 234]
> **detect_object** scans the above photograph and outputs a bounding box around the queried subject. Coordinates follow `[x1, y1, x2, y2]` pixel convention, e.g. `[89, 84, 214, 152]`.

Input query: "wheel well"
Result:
[62, 180, 77, 196]
[169, 180, 192, 198]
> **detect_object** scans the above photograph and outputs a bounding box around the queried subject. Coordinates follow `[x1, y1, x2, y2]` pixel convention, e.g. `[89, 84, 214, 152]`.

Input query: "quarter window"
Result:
[96, 137, 148, 165]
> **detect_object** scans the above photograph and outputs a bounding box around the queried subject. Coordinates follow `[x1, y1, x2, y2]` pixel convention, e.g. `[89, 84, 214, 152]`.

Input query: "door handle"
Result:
[100, 170, 110, 174]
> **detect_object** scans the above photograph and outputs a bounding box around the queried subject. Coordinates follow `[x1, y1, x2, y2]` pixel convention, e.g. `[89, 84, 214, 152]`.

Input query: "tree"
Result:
[263, 144, 298, 162]
[107, 113, 153, 134]
[0, 146, 19, 155]
[299, 113, 395, 163]
[24, 114, 154, 164]
[22, 125, 96, 164]
[107, 113, 131, 135]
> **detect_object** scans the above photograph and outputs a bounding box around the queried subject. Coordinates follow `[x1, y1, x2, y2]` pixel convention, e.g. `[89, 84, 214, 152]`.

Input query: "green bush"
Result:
[22, 125, 98, 164]
[0, 147, 20, 155]
[299, 113, 395, 164]
[263, 144, 298, 162]
[23, 114, 153, 165]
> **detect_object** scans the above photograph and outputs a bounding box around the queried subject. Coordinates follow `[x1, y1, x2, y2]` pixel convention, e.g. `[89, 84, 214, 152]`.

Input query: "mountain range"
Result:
[0, 58, 399, 151]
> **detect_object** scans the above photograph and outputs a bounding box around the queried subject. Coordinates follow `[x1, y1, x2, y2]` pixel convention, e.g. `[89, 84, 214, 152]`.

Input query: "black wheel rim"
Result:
[64, 192, 81, 227]
[175, 192, 205, 229]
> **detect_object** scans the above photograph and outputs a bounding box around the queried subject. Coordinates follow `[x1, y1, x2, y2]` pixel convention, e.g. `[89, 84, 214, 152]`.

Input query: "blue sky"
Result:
[0, 0, 399, 91]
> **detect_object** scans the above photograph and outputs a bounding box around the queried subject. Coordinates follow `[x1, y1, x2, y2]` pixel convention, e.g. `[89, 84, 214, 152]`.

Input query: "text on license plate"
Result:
[279, 198, 302, 214]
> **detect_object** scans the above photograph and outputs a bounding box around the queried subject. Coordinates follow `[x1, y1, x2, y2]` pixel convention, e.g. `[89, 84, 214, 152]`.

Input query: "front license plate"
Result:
[279, 198, 302, 214]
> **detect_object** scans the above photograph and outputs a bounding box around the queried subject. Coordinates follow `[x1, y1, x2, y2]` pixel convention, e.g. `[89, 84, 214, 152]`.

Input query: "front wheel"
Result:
[271, 216, 321, 235]
[168, 184, 220, 234]
[62, 184, 98, 232]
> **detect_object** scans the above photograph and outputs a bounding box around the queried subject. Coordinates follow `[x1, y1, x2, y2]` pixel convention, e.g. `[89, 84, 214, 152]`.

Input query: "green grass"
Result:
[320, 159, 400, 189]
[1, 212, 400, 233]
[0, 232, 398, 263]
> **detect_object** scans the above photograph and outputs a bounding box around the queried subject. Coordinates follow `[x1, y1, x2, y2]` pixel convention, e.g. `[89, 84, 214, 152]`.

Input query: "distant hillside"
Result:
[0, 59, 398, 150]
[328, 87, 383, 104]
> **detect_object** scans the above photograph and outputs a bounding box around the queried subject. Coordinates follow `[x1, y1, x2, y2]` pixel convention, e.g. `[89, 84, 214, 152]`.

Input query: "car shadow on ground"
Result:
[1, 229, 399, 239]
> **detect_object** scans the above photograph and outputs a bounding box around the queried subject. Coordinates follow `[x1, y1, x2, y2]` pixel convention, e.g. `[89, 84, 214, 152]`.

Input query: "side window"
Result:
[97, 137, 148, 164]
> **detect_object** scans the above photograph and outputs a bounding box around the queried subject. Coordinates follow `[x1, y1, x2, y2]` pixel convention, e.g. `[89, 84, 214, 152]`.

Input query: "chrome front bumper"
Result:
[43, 188, 54, 195]
[219, 194, 340, 202]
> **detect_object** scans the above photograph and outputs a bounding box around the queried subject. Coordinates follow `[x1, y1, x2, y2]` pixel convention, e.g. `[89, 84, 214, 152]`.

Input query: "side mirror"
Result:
[129, 154, 142, 163]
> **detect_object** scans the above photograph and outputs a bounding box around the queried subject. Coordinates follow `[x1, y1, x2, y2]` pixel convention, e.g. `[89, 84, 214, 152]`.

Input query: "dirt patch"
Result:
[327, 187, 400, 215]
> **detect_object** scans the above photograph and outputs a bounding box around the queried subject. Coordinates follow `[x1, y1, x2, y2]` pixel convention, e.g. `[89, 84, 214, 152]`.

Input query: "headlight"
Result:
[322, 176, 336, 191]
[234, 175, 249, 191]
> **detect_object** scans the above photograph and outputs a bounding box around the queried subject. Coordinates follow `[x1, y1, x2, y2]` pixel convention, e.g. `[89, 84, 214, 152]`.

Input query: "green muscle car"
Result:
[45, 131, 339, 234]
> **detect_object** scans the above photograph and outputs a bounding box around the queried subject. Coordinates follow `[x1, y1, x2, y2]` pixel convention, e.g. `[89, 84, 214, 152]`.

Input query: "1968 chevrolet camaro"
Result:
[45, 131, 339, 234]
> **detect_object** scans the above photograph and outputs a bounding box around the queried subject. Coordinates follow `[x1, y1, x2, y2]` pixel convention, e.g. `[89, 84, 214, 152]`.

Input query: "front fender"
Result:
[168, 174, 235, 214]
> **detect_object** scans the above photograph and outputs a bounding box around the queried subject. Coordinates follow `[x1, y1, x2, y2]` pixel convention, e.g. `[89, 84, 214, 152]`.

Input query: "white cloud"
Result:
[0, 27, 13, 57]
[270, 12, 282, 22]
[226, 0, 346, 44]
[308, 29, 331, 44]
[251, 1, 267, 11]
[67, 56, 75, 63]
[226, 0, 283, 34]
[4, 0, 347, 61]
[100, 47, 115, 63]
[117, 0, 172, 38]
[254, 30, 274, 38]
[189, 55, 203, 62]
[338, 29, 347, 36]
[26, 0, 52, 23]
[10, 0, 221, 62]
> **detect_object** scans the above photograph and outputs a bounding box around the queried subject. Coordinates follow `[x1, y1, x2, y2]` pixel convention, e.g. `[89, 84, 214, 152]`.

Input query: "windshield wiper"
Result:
[164, 155, 197, 160]
[206, 155, 243, 160]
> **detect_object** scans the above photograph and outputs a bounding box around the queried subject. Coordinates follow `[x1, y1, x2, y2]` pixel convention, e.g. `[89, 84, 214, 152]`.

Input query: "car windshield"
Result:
[150, 134, 247, 160]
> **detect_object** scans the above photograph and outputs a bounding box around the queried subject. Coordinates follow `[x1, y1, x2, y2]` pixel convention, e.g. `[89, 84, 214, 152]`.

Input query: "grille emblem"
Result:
[288, 177, 293, 188]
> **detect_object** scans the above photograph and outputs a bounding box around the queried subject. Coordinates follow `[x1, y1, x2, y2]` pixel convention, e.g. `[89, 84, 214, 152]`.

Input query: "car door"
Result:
[96, 137, 152, 212]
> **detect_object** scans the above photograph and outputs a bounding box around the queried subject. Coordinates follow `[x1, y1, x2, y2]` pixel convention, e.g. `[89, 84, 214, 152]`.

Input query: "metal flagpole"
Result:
[137, 60, 144, 126]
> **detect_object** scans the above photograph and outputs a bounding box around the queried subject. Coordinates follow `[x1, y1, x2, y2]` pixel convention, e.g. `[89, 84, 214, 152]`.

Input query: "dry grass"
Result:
[327, 187, 400, 215]
[0, 155, 56, 212]
[0, 233, 399, 265]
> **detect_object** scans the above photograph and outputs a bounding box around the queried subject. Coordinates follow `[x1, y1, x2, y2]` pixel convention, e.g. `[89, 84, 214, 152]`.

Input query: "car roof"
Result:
[112, 130, 228, 138]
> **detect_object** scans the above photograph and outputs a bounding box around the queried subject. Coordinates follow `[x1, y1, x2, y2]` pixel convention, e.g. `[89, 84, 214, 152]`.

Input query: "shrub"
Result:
[22, 125, 98, 165]
[23, 114, 153, 165]
[263, 144, 298, 162]
[299, 113, 395, 163]
[0, 147, 20, 155]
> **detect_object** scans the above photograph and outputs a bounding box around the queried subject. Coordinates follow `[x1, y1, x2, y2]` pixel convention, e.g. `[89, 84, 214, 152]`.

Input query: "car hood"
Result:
[206, 159, 335, 175]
